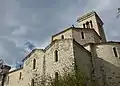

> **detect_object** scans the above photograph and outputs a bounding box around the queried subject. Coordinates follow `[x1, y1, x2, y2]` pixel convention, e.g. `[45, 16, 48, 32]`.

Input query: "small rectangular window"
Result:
[19, 72, 22, 80]
[113, 47, 118, 57]
[61, 35, 64, 39]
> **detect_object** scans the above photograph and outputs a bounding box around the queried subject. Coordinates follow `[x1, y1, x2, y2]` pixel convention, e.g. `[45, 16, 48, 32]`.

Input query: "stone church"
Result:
[1, 11, 120, 86]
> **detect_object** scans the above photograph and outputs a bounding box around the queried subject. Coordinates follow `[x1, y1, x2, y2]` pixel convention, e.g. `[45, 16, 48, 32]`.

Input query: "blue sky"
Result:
[0, 0, 120, 67]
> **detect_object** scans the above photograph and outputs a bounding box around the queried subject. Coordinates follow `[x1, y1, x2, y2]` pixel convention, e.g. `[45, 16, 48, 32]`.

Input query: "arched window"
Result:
[19, 72, 22, 80]
[90, 20, 93, 28]
[86, 21, 90, 28]
[33, 59, 36, 69]
[31, 79, 34, 86]
[113, 47, 118, 57]
[83, 24, 85, 28]
[55, 50, 58, 62]
[61, 35, 64, 39]
[81, 32, 84, 39]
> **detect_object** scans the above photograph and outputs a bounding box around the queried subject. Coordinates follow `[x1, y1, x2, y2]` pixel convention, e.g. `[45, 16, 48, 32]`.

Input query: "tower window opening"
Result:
[81, 32, 84, 39]
[61, 35, 64, 39]
[31, 79, 34, 86]
[55, 50, 58, 62]
[90, 20, 93, 28]
[33, 59, 36, 69]
[86, 21, 90, 28]
[113, 47, 118, 57]
[83, 24, 85, 28]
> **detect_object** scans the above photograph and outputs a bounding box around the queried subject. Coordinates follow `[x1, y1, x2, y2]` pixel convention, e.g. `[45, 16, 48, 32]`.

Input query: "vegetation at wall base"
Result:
[33, 70, 97, 86]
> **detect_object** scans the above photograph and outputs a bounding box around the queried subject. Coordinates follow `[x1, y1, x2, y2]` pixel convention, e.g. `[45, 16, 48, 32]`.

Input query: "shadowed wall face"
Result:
[93, 43, 120, 86]
[72, 29, 101, 45]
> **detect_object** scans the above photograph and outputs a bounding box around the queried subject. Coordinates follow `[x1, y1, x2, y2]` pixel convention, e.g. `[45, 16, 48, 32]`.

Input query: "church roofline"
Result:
[22, 49, 44, 62]
[77, 11, 104, 25]
[95, 41, 120, 45]
[44, 38, 73, 51]
[52, 27, 101, 40]
[9, 67, 23, 74]
[22, 39, 74, 62]
[45, 38, 91, 55]
[83, 41, 120, 47]
[52, 27, 73, 38]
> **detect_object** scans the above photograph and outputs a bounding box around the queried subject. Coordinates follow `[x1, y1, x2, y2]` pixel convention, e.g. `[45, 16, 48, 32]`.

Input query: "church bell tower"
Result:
[76, 11, 106, 42]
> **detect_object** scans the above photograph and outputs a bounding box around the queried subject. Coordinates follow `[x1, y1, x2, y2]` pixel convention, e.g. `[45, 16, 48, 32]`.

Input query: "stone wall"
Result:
[6, 68, 23, 86]
[92, 43, 120, 86]
[52, 29, 72, 42]
[5, 49, 45, 86]
[23, 49, 44, 86]
[73, 29, 101, 45]
[73, 41, 92, 80]
[45, 39, 74, 77]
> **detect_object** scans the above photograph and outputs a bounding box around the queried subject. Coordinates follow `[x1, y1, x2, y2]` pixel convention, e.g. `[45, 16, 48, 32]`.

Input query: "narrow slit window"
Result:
[61, 35, 64, 39]
[81, 32, 84, 39]
[33, 59, 36, 69]
[86, 21, 90, 28]
[19, 72, 22, 80]
[113, 47, 118, 57]
[55, 50, 58, 62]
[31, 79, 34, 86]
[90, 20, 93, 28]
[83, 24, 85, 28]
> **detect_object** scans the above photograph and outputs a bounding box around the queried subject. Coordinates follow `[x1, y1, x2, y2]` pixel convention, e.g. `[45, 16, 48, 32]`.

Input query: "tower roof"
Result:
[77, 11, 103, 25]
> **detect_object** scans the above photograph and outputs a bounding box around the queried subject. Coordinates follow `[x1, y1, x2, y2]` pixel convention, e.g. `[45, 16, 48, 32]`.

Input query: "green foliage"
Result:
[33, 70, 97, 86]
[49, 71, 88, 86]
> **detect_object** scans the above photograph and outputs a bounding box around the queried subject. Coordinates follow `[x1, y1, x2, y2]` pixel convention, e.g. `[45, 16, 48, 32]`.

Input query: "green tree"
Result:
[32, 69, 97, 86]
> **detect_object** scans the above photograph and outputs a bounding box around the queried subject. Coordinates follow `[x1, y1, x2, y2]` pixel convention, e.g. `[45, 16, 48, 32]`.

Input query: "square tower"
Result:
[77, 11, 106, 42]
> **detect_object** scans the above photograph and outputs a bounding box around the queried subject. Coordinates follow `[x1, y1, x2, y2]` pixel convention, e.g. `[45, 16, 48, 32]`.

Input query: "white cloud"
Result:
[12, 26, 27, 35]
